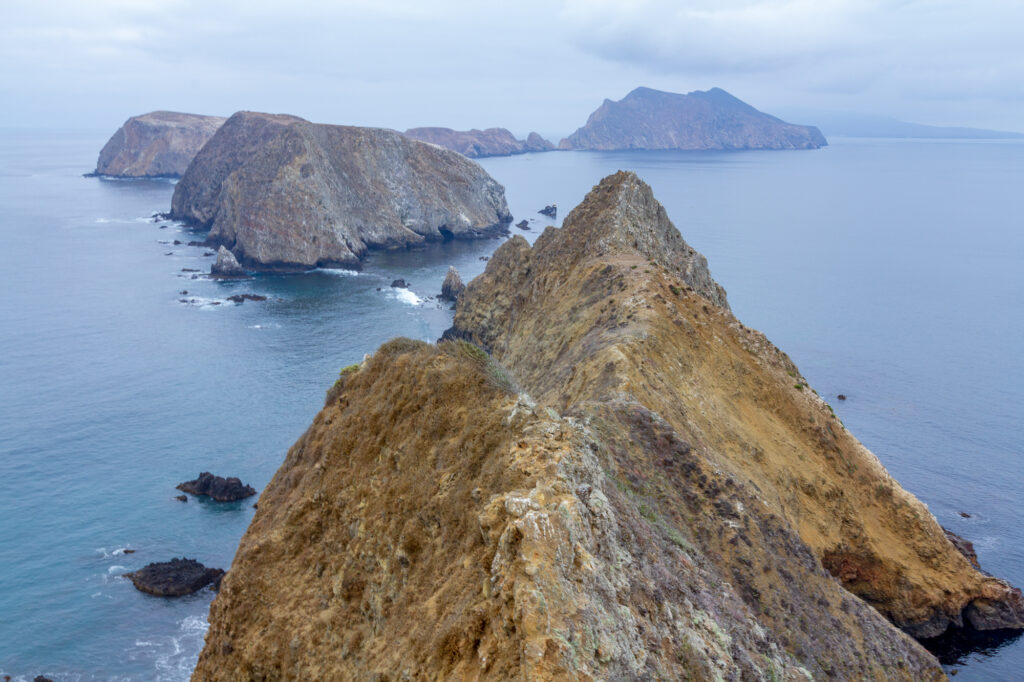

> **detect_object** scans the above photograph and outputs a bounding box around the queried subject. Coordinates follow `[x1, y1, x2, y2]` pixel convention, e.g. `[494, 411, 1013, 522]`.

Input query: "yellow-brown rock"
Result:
[194, 172, 1024, 681]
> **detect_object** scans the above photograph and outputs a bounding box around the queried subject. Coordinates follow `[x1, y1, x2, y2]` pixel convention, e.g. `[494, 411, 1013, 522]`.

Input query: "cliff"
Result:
[403, 127, 554, 157]
[194, 173, 1022, 680]
[91, 111, 225, 177]
[170, 112, 512, 270]
[561, 87, 827, 151]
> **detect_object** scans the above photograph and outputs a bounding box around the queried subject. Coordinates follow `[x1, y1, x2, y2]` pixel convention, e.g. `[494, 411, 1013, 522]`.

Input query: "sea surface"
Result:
[0, 130, 1021, 680]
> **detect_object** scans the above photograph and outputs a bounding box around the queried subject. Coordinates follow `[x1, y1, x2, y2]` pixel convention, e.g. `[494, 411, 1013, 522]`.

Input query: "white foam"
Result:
[248, 323, 281, 330]
[316, 267, 360, 277]
[392, 288, 422, 306]
[108, 564, 127, 574]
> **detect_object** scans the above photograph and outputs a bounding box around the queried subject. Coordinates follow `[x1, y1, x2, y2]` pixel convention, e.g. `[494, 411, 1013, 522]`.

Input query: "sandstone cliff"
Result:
[170, 112, 512, 270]
[561, 87, 827, 151]
[403, 127, 554, 158]
[194, 173, 1022, 680]
[91, 111, 225, 177]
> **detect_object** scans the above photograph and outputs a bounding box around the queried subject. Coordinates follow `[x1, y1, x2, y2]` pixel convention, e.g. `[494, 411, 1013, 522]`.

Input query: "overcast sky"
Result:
[2, 0, 1022, 136]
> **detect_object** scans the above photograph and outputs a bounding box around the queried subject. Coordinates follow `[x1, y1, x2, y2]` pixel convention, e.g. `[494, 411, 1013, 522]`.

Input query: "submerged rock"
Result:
[210, 246, 247, 278]
[171, 112, 512, 271]
[515, 219, 529, 230]
[537, 204, 557, 217]
[403, 127, 554, 158]
[226, 294, 267, 303]
[560, 87, 827, 151]
[389, 279, 408, 289]
[90, 111, 225, 178]
[124, 558, 224, 596]
[439, 266, 465, 302]
[177, 472, 256, 502]
[193, 172, 1022, 680]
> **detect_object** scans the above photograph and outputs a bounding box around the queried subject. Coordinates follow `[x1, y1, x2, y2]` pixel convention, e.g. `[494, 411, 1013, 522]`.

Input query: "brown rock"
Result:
[124, 558, 224, 597]
[91, 111, 225, 178]
[439, 266, 465, 302]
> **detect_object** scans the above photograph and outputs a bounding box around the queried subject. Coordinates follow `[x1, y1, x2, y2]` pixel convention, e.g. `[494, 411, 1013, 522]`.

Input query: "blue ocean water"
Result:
[0, 131, 1020, 680]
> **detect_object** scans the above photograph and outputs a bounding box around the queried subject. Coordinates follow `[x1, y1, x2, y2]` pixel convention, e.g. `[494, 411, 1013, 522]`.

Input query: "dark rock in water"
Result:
[181, 268, 200, 272]
[515, 220, 530, 230]
[402, 127, 554, 158]
[439, 266, 465, 302]
[188, 240, 206, 247]
[390, 279, 408, 289]
[538, 204, 557, 217]
[959, 511, 972, 518]
[944, 528, 981, 570]
[180, 290, 189, 295]
[34, 676, 53, 682]
[173, 240, 182, 245]
[170, 112, 512, 271]
[226, 294, 268, 303]
[175, 494, 188, 502]
[479, 256, 489, 261]
[203, 251, 216, 257]
[211, 246, 248, 279]
[164, 252, 174, 256]
[123, 549, 137, 554]
[838, 394, 847, 400]
[124, 558, 224, 597]
[90, 111, 226, 178]
[177, 472, 257, 501]
[559, 87, 827, 151]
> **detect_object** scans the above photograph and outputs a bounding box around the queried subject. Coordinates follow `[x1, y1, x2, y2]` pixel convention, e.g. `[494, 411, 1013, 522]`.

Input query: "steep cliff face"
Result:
[170, 112, 512, 270]
[561, 87, 827, 151]
[403, 127, 554, 157]
[91, 111, 225, 177]
[194, 172, 1022, 680]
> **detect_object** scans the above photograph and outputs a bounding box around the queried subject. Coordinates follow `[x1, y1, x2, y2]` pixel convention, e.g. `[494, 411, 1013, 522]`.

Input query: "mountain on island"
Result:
[169, 111, 511, 271]
[403, 127, 555, 158]
[192, 172, 1022, 681]
[561, 87, 827, 151]
[89, 111, 225, 178]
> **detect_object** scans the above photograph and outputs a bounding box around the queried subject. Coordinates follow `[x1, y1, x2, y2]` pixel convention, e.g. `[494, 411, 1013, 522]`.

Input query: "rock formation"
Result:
[125, 558, 224, 596]
[176, 472, 257, 502]
[90, 111, 225, 178]
[170, 112, 512, 271]
[403, 127, 554, 157]
[439, 266, 465, 302]
[210, 246, 247, 278]
[193, 172, 1022, 680]
[561, 87, 827, 151]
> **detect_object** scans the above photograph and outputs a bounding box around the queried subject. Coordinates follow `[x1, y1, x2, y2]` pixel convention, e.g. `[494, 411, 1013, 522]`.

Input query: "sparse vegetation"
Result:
[441, 339, 519, 394]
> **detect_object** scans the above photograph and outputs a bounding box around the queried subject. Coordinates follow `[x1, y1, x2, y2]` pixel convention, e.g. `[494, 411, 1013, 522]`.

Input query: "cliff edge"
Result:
[170, 112, 512, 271]
[91, 111, 225, 178]
[194, 173, 1022, 680]
[404, 127, 555, 158]
[561, 87, 827, 151]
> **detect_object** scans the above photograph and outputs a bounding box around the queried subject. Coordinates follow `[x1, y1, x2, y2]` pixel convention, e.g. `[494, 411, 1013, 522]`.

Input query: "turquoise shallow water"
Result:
[0, 131, 1021, 680]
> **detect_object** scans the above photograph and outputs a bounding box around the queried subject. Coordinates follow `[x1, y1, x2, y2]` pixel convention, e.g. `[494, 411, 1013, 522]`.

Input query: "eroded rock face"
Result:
[91, 111, 225, 178]
[171, 112, 512, 271]
[403, 127, 554, 157]
[439, 266, 465, 302]
[210, 246, 246, 278]
[125, 558, 224, 596]
[560, 87, 826, 151]
[177, 472, 257, 502]
[194, 172, 1022, 680]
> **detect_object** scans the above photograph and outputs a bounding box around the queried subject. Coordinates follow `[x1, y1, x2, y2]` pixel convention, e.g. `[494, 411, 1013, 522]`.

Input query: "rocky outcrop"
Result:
[176, 472, 257, 501]
[210, 246, 247, 278]
[124, 558, 224, 596]
[193, 172, 1023, 680]
[439, 266, 465, 302]
[170, 112, 512, 271]
[561, 87, 827, 151]
[90, 111, 225, 178]
[403, 127, 555, 157]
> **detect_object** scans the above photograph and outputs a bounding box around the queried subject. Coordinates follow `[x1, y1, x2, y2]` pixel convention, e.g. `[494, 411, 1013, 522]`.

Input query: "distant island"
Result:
[169, 111, 512, 272]
[88, 111, 225, 178]
[403, 127, 554, 157]
[561, 87, 827, 151]
[774, 109, 1024, 139]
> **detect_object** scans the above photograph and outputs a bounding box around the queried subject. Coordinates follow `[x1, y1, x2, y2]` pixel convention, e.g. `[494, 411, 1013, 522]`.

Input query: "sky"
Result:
[2, 0, 1022, 136]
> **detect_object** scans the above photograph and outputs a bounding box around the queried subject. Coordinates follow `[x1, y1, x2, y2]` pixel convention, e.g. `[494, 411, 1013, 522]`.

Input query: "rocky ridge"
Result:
[193, 172, 1021, 680]
[90, 111, 225, 178]
[403, 127, 554, 157]
[170, 112, 512, 271]
[561, 87, 827, 151]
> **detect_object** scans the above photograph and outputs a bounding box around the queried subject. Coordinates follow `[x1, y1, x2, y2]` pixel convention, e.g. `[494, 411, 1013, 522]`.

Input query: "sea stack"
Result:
[90, 111, 225, 178]
[403, 127, 555, 158]
[170, 112, 512, 271]
[561, 87, 827, 151]
[193, 172, 1022, 680]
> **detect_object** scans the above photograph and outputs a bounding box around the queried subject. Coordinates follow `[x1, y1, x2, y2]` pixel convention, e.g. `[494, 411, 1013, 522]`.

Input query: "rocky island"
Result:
[170, 112, 512, 271]
[192, 172, 1021, 680]
[403, 127, 554, 157]
[561, 87, 827, 151]
[89, 111, 225, 178]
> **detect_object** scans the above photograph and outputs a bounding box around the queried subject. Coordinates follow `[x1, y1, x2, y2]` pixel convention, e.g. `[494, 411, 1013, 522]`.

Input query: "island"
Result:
[169, 111, 512, 271]
[191, 172, 1021, 680]
[560, 87, 827, 151]
[89, 111, 225, 178]
[403, 127, 554, 157]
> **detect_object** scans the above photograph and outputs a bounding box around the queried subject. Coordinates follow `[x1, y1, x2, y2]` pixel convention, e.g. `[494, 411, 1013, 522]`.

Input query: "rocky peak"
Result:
[91, 111, 225, 178]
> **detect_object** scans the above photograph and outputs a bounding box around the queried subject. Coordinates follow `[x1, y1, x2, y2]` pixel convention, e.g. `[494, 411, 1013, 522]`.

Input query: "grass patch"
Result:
[441, 340, 519, 395]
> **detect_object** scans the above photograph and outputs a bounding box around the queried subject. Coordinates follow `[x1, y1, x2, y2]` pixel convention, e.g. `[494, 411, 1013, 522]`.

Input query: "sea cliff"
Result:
[561, 87, 827, 151]
[403, 127, 554, 157]
[193, 172, 1021, 680]
[91, 111, 225, 178]
[170, 112, 512, 271]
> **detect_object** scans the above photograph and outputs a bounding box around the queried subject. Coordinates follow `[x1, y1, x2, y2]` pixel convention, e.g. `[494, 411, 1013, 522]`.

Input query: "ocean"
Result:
[0, 130, 1021, 680]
